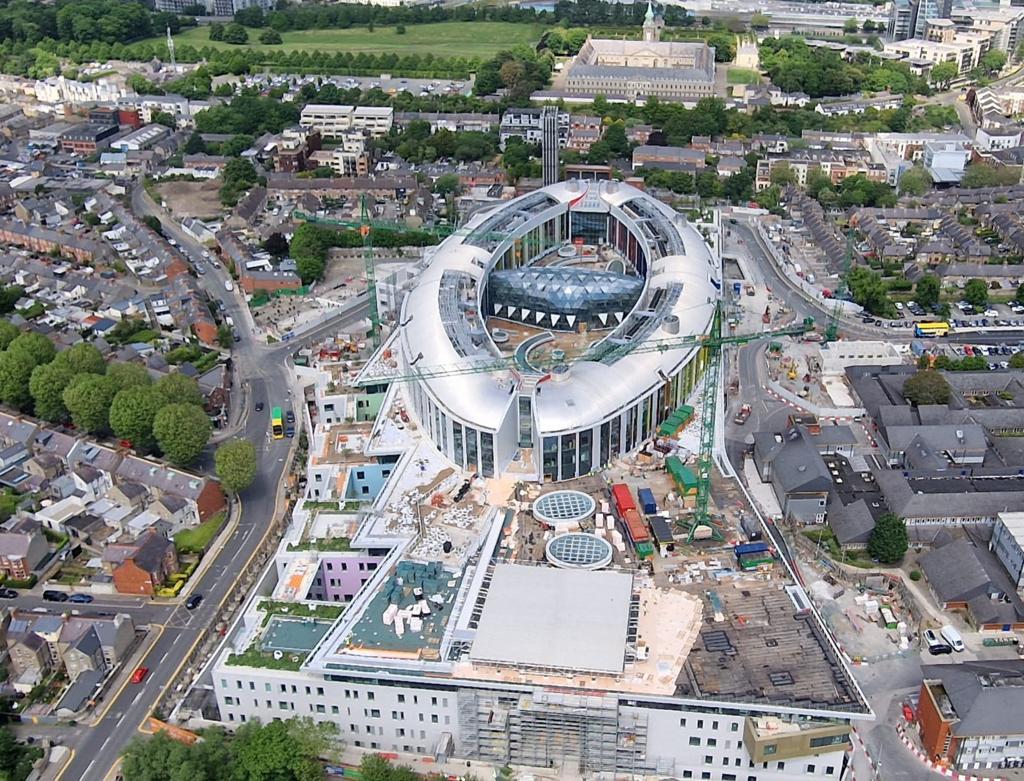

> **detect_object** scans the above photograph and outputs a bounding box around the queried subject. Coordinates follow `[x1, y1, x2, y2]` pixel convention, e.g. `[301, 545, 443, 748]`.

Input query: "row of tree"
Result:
[121, 718, 337, 781]
[0, 0, 163, 46]
[290, 223, 440, 284]
[0, 324, 212, 466]
[375, 122, 499, 165]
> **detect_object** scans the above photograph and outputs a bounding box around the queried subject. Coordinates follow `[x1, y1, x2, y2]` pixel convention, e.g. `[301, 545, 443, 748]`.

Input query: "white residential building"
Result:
[299, 105, 394, 138]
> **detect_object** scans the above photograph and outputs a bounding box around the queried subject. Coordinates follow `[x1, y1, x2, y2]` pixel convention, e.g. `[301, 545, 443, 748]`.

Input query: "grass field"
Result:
[727, 67, 761, 85]
[143, 21, 546, 58]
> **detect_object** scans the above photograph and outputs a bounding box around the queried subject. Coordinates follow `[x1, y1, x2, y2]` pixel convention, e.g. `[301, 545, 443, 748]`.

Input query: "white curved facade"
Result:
[398, 180, 720, 482]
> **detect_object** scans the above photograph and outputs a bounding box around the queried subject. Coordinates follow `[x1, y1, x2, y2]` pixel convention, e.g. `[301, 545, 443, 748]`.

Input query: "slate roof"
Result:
[922, 661, 1024, 737]
[920, 539, 995, 604]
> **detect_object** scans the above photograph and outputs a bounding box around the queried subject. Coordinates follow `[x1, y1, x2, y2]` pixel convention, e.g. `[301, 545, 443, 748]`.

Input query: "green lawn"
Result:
[174, 511, 227, 554]
[144, 21, 546, 58]
[727, 67, 761, 85]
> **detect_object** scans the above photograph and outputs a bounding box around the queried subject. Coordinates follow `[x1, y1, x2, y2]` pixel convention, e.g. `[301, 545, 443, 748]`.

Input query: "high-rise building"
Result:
[888, 0, 919, 41]
[913, 0, 953, 38]
[541, 106, 560, 186]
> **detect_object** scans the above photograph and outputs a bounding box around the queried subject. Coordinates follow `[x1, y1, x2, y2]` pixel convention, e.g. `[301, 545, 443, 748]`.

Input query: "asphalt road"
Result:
[50, 189, 368, 781]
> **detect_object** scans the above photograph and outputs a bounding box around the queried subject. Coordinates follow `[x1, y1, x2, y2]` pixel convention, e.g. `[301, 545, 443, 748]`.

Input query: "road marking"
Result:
[85, 760, 97, 777]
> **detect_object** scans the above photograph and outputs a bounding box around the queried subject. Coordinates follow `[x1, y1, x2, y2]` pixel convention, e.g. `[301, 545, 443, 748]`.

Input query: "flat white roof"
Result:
[470, 563, 631, 674]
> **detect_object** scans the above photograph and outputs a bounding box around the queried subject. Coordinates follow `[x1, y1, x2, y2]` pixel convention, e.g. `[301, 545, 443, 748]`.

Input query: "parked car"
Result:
[68, 593, 93, 603]
[285, 410, 295, 424]
[924, 629, 953, 655]
[0, 588, 17, 599]
[255, 401, 264, 411]
[42, 590, 68, 602]
[940, 625, 965, 652]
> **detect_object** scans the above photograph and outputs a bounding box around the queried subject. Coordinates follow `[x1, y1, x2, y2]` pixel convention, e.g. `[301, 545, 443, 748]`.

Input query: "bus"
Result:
[914, 321, 950, 338]
[271, 406, 284, 439]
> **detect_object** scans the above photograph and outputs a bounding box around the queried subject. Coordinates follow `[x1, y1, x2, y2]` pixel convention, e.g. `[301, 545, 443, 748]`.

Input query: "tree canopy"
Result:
[215, 439, 257, 494]
[121, 719, 337, 781]
[153, 404, 211, 466]
[903, 369, 951, 406]
[867, 512, 908, 564]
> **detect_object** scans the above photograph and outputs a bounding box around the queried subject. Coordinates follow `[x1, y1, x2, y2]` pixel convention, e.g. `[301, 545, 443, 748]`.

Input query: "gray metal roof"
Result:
[922, 660, 1024, 737]
[470, 564, 631, 674]
[920, 539, 994, 604]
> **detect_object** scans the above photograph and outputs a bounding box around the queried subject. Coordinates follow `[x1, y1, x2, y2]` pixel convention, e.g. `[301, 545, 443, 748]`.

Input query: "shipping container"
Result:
[622, 508, 651, 544]
[648, 515, 674, 547]
[734, 541, 770, 557]
[737, 552, 774, 570]
[611, 483, 636, 516]
[637, 487, 657, 515]
[910, 340, 926, 357]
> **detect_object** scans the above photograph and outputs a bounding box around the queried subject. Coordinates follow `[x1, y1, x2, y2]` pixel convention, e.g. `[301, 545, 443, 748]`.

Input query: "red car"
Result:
[131, 667, 149, 684]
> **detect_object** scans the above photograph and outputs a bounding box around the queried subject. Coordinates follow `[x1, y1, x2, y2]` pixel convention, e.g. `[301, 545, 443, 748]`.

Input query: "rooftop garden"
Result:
[225, 646, 306, 671]
[286, 536, 352, 552]
[257, 599, 345, 626]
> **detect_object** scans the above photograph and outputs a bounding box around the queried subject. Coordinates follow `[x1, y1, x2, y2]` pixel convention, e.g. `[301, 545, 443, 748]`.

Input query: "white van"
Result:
[941, 624, 965, 652]
[224, 280, 234, 292]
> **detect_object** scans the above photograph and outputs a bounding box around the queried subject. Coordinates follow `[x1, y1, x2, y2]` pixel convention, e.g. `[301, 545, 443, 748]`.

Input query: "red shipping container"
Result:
[611, 483, 636, 515]
[623, 508, 650, 544]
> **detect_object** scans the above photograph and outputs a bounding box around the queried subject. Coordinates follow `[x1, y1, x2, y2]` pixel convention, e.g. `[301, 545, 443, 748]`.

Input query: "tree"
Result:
[0, 321, 18, 351]
[867, 512, 908, 563]
[262, 232, 289, 258]
[109, 386, 164, 452]
[215, 439, 257, 493]
[259, 28, 282, 45]
[903, 369, 951, 406]
[928, 61, 958, 88]
[153, 403, 211, 465]
[222, 22, 248, 45]
[63, 374, 116, 434]
[915, 275, 941, 309]
[1010, 352, 1024, 369]
[121, 729, 231, 781]
[769, 162, 797, 187]
[396, 24, 406, 34]
[154, 373, 204, 407]
[962, 162, 1020, 189]
[0, 286, 24, 315]
[1016, 283, 1024, 304]
[55, 342, 106, 375]
[153, 111, 176, 129]
[0, 351, 38, 411]
[209, 22, 225, 41]
[964, 278, 989, 308]
[29, 361, 74, 422]
[843, 18, 860, 34]
[898, 165, 932, 196]
[232, 718, 337, 781]
[750, 12, 771, 29]
[0, 726, 42, 781]
[107, 362, 153, 392]
[217, 324, 234, 350]
[847, 266, 895, 317]
[7, 331, 56, 366]
[981, 49, 1007, 74]
[432, 173, 462, 197]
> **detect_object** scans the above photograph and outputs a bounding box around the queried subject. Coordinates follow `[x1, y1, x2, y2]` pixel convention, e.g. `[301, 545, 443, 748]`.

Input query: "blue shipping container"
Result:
[637, 487, 657, 515]
[734, 541, 770, 557]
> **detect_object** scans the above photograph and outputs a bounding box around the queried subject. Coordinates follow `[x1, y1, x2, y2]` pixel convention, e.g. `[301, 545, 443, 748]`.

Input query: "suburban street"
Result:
[24, 190, 371, 781]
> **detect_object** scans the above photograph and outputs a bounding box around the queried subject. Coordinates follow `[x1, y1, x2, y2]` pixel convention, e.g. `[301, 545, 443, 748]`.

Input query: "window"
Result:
[731, 723, 739, 732]
[265, 683, 271, 692]
[826, 768, 835, 776]
[331, 706, 339, 714]
[698, 720, 704, 729]
[708, 738, 717, 747]
[806, 765, 815, 774]
[682, 773, 693, 780]
[367, 692, 374, 700]
[370, 709, 380, 718]
[431, 715, 438, 723]
[279, 701, 289, 710]
[398, 694, 405, 703]
[764, 745, 778, 755]
[690, 737, 701, 746]
[315, 704, 326, 713]
[680, 718, 688, 727]
[723, 775, 737, 781]
[704, 756, 713, 765]
[713, 721, 719, 730]
[317, 687, 324, 696]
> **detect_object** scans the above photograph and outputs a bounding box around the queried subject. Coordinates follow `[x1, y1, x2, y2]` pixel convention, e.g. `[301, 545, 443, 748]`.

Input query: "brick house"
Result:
[0, 525, 48, 579]
[105, 531, 179, 596]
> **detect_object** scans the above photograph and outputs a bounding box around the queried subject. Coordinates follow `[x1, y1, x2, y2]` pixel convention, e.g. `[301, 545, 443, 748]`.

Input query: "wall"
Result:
[916, 680, 955, 763]
[307, 551, 385, 602]
[355, 393, 385, 423]
[344, 464, 394, 502]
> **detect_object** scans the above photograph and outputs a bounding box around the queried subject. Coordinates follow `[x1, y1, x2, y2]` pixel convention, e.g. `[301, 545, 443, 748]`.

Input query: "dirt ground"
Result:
[155, 180, 224, 221]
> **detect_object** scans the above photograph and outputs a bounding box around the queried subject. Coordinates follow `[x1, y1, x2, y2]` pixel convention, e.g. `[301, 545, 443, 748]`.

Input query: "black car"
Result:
[42, 590, 69, 602]
[185, 593, 203, 610]
[285, 410, 295, 424]
[0, 588, 17, 599]
[255, 401, 264, 412]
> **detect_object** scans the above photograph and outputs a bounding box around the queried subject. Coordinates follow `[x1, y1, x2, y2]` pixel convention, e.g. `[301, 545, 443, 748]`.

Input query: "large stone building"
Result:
[562, 2, 716, 104]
